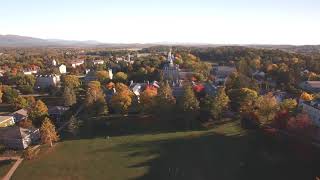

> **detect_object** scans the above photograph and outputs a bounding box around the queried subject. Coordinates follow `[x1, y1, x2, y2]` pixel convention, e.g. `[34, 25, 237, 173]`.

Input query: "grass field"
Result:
[11, 120, 319, 180]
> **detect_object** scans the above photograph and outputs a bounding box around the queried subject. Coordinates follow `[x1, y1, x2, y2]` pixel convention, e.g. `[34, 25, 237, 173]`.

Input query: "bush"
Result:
[23, 147, 40, 160]
[19, 85, 34, 94]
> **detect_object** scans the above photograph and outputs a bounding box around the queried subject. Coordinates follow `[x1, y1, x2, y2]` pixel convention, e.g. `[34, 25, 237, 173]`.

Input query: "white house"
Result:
[52, 59, 57, 66]
[108, 69, 113, 80]
[59, 64, 67, 74]
[93, 60, 104, 65]
[35, 74, 61, 89]
[23, 69, 38, 75]
[70, 60, 84, 68]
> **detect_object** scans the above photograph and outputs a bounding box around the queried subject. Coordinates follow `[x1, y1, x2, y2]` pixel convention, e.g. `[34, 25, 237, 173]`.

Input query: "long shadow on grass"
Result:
[105, 131, 320, 180]
[68, 116, 208, 140]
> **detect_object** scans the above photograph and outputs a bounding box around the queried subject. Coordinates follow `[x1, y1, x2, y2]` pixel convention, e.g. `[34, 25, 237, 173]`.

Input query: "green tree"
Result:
[180, 85, 199, 112]
[63, 87, 77, 107]
[66, 115, 79, 137]
[40, 117, 59, 147]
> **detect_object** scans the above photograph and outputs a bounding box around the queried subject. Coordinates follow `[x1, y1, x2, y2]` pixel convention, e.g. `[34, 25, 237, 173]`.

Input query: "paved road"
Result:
[0, 156, 23, 180]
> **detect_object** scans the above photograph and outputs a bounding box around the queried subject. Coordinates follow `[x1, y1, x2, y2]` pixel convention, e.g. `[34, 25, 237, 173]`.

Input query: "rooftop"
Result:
[305, 81, 320, 88]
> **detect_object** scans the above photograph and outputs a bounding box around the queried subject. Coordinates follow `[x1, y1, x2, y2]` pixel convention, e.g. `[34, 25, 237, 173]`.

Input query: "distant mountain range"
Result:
[0, 34, 319, 54]
[0, 35, 104, 47]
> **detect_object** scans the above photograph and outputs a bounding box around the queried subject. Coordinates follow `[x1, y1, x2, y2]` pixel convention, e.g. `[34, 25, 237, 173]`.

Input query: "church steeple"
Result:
[168, 49, 173, 66]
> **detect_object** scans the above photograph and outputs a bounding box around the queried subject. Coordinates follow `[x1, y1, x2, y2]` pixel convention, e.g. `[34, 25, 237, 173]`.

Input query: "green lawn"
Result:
[12, 121, 318, 180]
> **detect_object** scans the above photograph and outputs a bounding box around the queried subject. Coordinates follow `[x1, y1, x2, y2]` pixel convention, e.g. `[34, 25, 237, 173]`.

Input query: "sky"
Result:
[1, 0, 320, 45]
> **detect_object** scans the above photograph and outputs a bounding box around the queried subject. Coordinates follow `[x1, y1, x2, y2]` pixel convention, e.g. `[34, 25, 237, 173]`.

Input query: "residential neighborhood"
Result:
[1, 0, 320, 179]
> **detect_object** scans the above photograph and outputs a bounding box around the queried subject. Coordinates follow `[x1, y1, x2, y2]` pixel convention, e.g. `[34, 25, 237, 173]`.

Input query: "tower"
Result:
[168, 49, 173, 66]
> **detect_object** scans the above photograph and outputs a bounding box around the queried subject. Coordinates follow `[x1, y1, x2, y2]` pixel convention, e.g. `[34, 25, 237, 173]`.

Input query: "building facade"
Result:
[35, 74, 61, 89]
[59, 64, 67, 74]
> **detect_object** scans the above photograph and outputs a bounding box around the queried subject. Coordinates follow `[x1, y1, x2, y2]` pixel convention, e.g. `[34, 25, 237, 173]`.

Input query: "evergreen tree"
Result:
[180, 85, 199, 113]
[63, 87, 77, 107]
[66, 115, 79, 137]
[179, 85, 199, 129]
[207, 88, 230, 119]
[155, 81, 176, 114]
[40, 117, 59, 147]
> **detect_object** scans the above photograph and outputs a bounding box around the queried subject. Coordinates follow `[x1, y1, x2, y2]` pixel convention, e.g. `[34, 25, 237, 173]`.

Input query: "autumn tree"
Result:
[300, 92, 313, 101]
[239, 89, 258, 114]
[280, 98, 297, 112]
[15, 74, 35, 94]
[155, 81, 176, 115]
[63, 87, 77, 107]
[287, 113, 315, 136]
[2, 86, 19, 104]
[85, 81, 107, 115]
[114, 72, 128, 82]
[256, 93, 279, 125]
[28, 100, 48, 127]
[228, 88, 258, 112]
[13, 96, 29, 110]
[40, 117, 59, 147]
[62, 75, 80, 89]
[110, 83, 133, 114]
[0, 89, 3, 103]
[210, 88, 230, 119]
[140, 86, 158, 113]
[85, 81, 105, 106]
[96, 71, 110, 83]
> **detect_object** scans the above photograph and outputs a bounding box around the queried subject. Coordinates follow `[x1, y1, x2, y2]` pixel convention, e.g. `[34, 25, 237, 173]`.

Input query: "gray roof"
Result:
[306, 81, 320, 88]
[48, 106, 69, 115]
[11, 109, 28, 123]
[0, 126, 37, 140]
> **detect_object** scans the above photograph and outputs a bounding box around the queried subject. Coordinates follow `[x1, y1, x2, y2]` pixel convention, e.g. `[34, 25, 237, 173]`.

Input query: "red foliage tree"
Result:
[287, 113, 315, 136]
[272, 110, 290, 129]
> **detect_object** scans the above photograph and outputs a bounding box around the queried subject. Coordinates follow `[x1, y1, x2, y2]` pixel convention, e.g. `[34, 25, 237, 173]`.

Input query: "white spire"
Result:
[168, 49, 173, 65]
